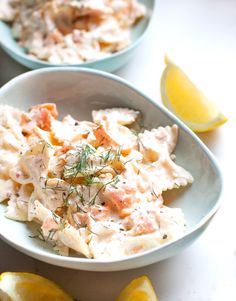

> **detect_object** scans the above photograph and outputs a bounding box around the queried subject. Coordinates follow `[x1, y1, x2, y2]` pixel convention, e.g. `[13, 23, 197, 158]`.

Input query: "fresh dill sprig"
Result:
[42, 178, 67, 192]
[151, 186, 159, 198]
[115, 146, 122, 162]
[62, 185, 77, 208]
[46, 229, 57, 241]
[137, 135, 146, 152]
[75, 203, 87, 213]
[62, 144, 125, 208]
[40, 140, 53, 153]
[63, 144, 96, 179]
[77, 190, 85, 206]
[52, 210, 61, 223]
[174, 181, 180, 188]
[71, 213, 81, 228]
[63, 144, 124, 189]
[51, 210, 67, 230]
[83, 175, 100, 186]
[29, 228, 56, 243]
[99, 147, 114, 163]
[89, 176, 120, 205]
[29, 228, 46, 242]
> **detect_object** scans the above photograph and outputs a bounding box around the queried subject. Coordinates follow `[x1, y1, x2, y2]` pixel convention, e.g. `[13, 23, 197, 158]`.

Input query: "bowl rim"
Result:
[0, 0, 156, 68]
[0, 67, 224, 267]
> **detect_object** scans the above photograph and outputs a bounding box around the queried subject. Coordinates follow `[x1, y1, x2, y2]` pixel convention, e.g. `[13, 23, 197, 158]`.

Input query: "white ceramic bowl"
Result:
[0, 0, 155, 71]
[0, 68, 223, 271]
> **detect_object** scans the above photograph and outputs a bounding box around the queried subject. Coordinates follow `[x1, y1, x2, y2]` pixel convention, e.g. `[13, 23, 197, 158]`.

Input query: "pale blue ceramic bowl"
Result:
[0, 0, 155, 71]
[0, 68, 223, 271]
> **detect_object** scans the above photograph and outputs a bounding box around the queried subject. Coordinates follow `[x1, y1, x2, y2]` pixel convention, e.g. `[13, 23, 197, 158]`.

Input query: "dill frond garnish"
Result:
[42, 178, 67, 192]
[63, 144, 96, 179]
[174, 181, 180, 188]
[137, 135, 145, 152]
[71, 213, 81, 228]
[63, 143, 124, 187]
[151, 186, 159, 199]
[40, 140, 53, 153]
[115, 146, 122, 162]
[61, 143, 125, 209]
[29, 228, 56, 244]
[77, 190, 85, 206]
[83, 175, 100, 186]
[89, 176, 120, 205]
[51, 210, 67, 230]
[52, 210, 61, 223]
[46, 229, 57, 241]
[99, 147, 114, 163]
[29, 228, 46, 242]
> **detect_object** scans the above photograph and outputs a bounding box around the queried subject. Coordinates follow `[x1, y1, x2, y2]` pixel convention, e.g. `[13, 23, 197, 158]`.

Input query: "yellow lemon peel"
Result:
[0, 272, 73, 301]
[115, 276, 158, 301]
[161, 56, 228, 132]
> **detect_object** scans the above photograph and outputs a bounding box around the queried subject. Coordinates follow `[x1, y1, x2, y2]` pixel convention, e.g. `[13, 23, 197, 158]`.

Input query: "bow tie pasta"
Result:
[0, 104, 193, 259]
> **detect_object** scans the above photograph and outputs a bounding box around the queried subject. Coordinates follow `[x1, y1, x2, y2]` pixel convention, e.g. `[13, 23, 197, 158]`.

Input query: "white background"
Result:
[0, 0, 236, 300]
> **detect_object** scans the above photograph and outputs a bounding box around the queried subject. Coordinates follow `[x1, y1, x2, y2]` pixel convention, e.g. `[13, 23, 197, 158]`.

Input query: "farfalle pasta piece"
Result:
[51, 118, 96, 145]
[0, 178, 16, 203]
[0, 150, 19, 178]
[34, 200, 91, 258]
[0, 105, 24, 141]
[0, 107, 26, 180]
[5, 184, 33, 221]
[92, 108, 139, 149]
[140, 156, 194, 195]
[0, 126, 24, 151]
[39, 178, 69, 211]
[92, 108, 139, 125]
[20, 141, 53, 182]
[138, 125, 178, 162]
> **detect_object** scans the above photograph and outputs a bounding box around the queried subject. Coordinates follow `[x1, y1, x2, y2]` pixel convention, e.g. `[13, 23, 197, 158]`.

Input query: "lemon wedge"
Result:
[0, 272, 73, 301]
[161, 57, 228, 132]
[115, 276, 158, 301]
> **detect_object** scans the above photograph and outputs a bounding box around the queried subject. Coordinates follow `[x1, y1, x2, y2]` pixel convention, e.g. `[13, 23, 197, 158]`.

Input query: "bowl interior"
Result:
[0, 69, 222, 269]
[0, 0, 155, 67]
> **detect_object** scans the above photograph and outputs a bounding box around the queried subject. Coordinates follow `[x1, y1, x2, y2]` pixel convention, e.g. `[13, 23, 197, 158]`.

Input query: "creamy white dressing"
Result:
[0, 0, 146, 64]
[0, 104, 193, 259]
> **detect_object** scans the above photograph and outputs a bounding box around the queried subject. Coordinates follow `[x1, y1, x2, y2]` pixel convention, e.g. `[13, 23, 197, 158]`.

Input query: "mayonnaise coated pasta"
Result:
[0, 104, 193, 258]
[0, 0, 146, 64]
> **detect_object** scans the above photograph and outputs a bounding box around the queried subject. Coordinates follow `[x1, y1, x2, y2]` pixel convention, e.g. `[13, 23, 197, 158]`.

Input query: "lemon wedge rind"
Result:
[161, 58, 228, 133]
[115, 275, 158, 301]
[0, 272, 73, 301]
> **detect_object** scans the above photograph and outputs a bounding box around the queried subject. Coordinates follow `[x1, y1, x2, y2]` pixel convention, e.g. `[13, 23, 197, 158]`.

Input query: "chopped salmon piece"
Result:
[90, 205, 111, 221]
[133, 219, 155, 236]
[104, 188, 134, 214]
[29, 103, 58, 131]
[92, 126, 118, 147]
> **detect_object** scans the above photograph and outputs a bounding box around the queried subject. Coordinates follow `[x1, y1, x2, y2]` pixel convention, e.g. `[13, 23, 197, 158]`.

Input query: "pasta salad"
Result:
[0, 0, 146, 64]
[0, 104, 193, 259]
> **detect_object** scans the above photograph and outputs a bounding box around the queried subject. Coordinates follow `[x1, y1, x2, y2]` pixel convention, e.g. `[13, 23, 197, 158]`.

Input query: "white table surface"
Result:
[0, 0, 236, 300]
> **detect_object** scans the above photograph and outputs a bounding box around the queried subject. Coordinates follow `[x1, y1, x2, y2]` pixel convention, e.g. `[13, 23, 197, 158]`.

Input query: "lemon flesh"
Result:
[0, 272, 73, 301]
[115, 276, 158, 301]
[161, 58, 228, 132]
